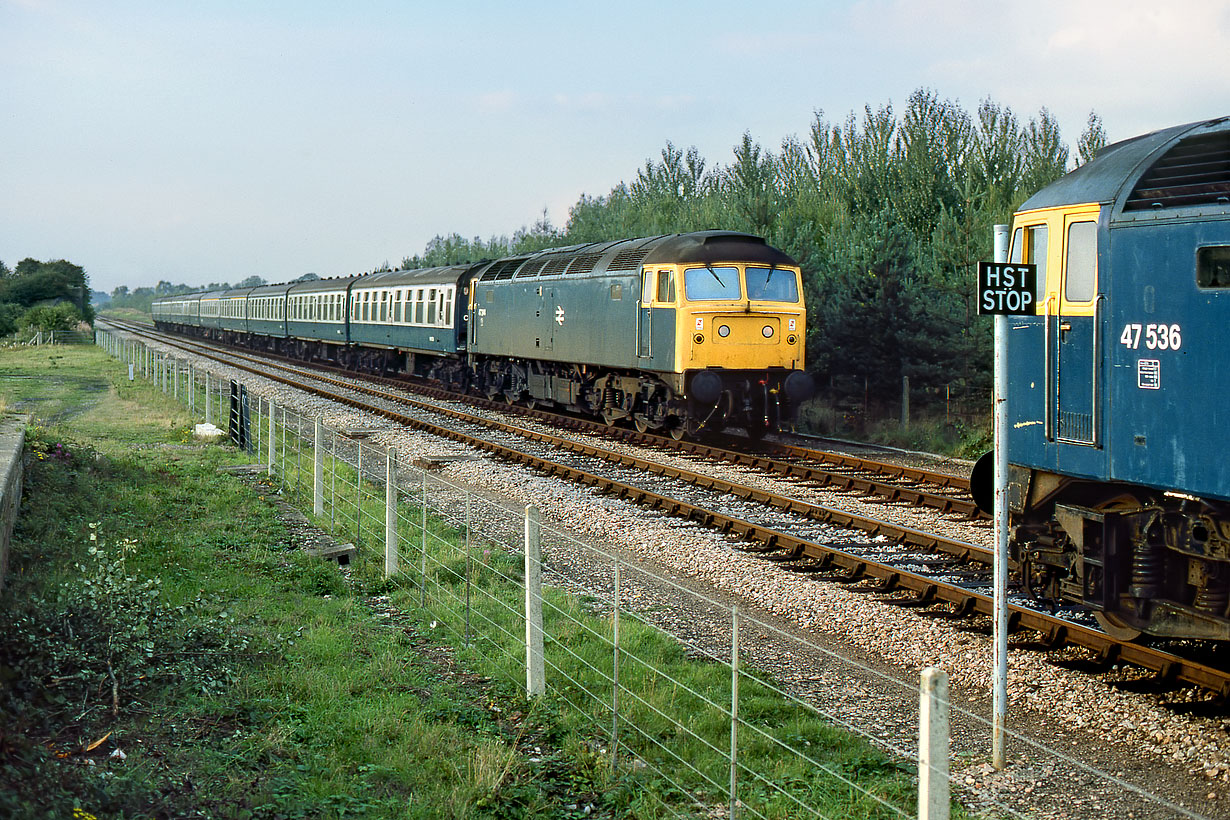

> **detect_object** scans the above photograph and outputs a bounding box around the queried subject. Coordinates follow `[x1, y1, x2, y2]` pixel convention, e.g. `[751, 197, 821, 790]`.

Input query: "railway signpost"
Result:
[983, 230, 1023, 770]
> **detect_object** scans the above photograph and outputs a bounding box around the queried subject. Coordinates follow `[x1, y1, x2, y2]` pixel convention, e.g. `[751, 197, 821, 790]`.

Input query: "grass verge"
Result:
[1, 344, 940, 819]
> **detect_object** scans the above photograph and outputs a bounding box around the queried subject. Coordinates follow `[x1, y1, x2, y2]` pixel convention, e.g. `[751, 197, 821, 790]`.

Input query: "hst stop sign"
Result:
[977, 262, 1038, 315]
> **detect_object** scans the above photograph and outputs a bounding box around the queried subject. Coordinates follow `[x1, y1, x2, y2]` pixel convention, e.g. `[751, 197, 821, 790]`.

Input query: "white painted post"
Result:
[919, 667, 950, 820]
[313, 420, 324, 516]
[385, 447, 398, 578]
[992, 224, 1011, 770]
[524, 505, 544, 697]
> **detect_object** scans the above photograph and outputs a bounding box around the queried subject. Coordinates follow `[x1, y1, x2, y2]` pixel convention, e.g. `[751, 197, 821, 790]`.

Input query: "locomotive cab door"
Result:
[1053, 213, 1102, 446]
[637, 269, 653, 358]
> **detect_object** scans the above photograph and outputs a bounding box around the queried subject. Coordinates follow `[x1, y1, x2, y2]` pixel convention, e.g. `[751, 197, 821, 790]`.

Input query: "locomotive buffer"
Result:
[977, 253, 1038, 771]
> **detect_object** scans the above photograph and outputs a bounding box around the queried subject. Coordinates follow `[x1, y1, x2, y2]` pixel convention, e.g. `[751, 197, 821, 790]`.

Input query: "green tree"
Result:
[1076, 111, 1107, 167]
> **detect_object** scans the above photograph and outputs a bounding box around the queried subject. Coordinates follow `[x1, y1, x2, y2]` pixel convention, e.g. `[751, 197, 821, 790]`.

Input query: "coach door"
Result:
[1054, 214, 1101, 446]
[637, 269, 653, 358]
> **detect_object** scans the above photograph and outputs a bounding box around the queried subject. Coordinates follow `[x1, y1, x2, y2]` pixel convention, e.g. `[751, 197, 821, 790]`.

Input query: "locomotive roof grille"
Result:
[540, 255, 572, 277]
[485, 257, 528, 280]
[564, 253, 603, 275]
[514, 258, 549, 278]
[1125, 131, 1230, 210]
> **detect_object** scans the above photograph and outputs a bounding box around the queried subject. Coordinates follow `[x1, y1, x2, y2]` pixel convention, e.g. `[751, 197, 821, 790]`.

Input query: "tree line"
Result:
[0, 258, 95, 336]
[402, 89, 1106, 417]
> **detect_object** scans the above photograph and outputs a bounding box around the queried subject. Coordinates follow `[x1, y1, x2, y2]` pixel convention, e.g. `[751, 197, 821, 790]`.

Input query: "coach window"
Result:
[427, 288, 438, 325]
[1064, 221, 1098, 303]
[1198, 246, 1230, 288]
[415, 289, 426, 324]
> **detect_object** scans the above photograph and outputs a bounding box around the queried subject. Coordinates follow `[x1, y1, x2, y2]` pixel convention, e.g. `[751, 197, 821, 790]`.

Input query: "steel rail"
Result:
[103, 320, 1230, 695]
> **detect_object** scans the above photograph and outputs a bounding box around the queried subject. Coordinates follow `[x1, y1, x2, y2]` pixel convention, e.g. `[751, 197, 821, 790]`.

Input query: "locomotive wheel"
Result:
[668, 422, 687, 441]
[601, 410, 619, 427]
[633, 416, 650, 434]
[1095, 611, 1144, 642]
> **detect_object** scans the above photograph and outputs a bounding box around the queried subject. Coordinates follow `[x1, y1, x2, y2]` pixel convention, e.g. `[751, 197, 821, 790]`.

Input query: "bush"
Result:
[21, 302, 85, 333]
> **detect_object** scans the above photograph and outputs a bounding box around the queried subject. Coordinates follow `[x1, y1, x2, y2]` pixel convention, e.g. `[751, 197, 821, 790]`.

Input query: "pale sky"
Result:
[3, 0, 1228, 294]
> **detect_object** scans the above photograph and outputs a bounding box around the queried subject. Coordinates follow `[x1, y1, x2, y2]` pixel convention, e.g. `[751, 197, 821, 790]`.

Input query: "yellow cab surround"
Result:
[646, 261, 806, 373]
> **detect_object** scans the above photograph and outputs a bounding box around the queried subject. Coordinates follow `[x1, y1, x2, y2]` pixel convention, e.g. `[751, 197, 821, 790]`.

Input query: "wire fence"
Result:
[96, 327, 1221, 820]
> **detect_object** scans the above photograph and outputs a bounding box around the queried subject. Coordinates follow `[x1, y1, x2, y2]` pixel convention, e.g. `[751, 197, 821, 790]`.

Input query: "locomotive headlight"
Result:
[762, 325, 774, 338]
[694, 333, 705, 344]
[718, 325, 731, 338]
[787, 334, 797, 345]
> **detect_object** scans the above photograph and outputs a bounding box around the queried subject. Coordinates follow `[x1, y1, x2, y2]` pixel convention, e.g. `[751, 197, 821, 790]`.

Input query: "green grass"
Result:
[0, 343, 953, 819]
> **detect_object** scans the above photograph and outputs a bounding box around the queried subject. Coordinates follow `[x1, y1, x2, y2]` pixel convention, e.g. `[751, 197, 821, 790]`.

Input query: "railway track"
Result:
[101, 319, 1230, 697]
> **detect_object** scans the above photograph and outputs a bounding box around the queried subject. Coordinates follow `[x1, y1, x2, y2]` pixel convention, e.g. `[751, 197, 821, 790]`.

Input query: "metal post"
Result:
[901, 375, 909, 430]
[173, 360, 179, 400]
[313, 420, 324, 516]
[355, 442, 363, 546]
[385, 447, 398, 578]
[992, 223, 1011, 770]
[919, 667, 951, 820]
[464, 491, 472, 648]
[187, 363, 195, 417]
[611, 557, 621, 773]
[205, 373, 211, 425]
[420, 471, 428, 606]
[267, 401, 276, 475]
[730, 606, 740, 820]
[330, 431, 337, 528]
[524, 505, 544, 697]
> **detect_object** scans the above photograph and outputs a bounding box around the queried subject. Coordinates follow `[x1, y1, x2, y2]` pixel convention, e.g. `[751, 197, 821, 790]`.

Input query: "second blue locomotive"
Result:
[978, 117, 1230, 642]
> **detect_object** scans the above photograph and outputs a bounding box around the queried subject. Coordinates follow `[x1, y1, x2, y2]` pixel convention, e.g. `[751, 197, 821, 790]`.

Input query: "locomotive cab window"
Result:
[745, 266, 799, 302]
[1198, 246, 1230, 288]
[1010, 224, 1049, 304]
[656, 270, 676, 304]
[684, 265, 741, 301]
[1064, 221, 1098, 303]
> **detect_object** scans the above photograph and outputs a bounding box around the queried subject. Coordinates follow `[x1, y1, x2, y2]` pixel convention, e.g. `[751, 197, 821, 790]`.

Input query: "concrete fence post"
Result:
[919, 667, 950, 820]
[385, 447, 398, 578]
[313, 419, 324, 517]
[524, 505, 544, 697]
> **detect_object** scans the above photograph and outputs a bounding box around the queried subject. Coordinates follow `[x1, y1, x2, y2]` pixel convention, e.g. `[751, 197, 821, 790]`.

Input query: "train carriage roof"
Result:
[285, 275, 362, 296]
[1020, 117, 1230, 219]
[350, 265, 477, 290]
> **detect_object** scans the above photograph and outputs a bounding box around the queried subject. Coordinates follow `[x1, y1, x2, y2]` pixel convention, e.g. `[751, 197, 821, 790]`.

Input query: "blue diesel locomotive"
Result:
[153, 231, 814, 437]
[984, 117, 1230, 641]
